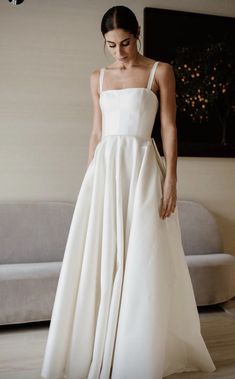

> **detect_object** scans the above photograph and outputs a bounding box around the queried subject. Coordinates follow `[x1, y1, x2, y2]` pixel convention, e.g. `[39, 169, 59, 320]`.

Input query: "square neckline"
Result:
[100, 87, 158, 102]
[99, 61, 159, 101]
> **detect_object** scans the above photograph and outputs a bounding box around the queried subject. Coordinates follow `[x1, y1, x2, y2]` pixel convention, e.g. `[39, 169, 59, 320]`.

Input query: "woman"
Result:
[41, 5, 216, 379]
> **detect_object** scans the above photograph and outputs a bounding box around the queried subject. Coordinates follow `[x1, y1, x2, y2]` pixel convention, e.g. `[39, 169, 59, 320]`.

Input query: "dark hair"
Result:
[101, 6, 140, 43]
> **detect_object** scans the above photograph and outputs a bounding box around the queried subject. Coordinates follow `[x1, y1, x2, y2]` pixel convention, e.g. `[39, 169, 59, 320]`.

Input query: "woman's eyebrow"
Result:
[106, 38, 130, 43]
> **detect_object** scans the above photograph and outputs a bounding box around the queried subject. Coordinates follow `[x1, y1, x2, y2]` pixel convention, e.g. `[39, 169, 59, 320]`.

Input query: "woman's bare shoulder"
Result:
[90, 68, 103, 81]
[89, 68, 104, 97]
[157, 61, 174, 76]
[155, 62, 176, 94]
[90, 68, 105, 93]
[151, 61, 175, 93]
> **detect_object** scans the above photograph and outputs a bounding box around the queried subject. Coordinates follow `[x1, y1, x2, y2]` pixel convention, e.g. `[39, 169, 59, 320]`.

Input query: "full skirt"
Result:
[41, 135, 216, 379]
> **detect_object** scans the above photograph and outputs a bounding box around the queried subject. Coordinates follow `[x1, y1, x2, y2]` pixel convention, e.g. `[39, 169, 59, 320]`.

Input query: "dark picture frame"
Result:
[144, 7, 235, 157]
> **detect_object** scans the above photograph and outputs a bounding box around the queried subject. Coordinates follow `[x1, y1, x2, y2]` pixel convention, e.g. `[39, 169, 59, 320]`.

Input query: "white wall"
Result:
[0, 0, 234, 255]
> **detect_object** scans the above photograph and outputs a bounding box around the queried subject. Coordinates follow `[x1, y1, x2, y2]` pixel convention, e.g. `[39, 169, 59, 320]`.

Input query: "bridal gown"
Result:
[40, 61, 216, 379]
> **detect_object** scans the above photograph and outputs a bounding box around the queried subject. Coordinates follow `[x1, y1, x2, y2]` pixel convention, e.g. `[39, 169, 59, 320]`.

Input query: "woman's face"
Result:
[104, 28, 139, 62]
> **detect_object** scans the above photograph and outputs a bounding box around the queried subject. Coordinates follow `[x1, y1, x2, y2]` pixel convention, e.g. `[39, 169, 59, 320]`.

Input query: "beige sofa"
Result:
[0, 200, 235, 326]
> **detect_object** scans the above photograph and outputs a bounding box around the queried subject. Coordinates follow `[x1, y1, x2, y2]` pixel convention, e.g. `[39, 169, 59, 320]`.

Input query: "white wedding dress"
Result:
[40, 61, 216, 379]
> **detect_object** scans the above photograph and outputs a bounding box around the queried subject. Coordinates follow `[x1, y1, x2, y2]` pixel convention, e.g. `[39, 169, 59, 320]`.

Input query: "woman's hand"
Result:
[160, 176, 177, 219]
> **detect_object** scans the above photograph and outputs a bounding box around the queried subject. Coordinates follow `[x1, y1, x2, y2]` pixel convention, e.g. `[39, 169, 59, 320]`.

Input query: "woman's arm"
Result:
[156, 62, 178, 219]
[87, 69, 103, 168]
[158, 62, 177, 182]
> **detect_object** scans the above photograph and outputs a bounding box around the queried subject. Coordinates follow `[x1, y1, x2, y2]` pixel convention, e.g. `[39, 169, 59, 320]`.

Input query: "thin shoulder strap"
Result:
[147, 61, 159, 90]
[99, 68, 105, 93]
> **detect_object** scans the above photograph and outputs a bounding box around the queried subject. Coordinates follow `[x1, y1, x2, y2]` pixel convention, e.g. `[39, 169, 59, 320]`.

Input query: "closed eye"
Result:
[108, 42, 130, 48]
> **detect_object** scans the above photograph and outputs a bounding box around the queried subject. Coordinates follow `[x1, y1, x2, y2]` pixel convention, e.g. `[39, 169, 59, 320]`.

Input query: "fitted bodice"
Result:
[99, 62, 159, 141]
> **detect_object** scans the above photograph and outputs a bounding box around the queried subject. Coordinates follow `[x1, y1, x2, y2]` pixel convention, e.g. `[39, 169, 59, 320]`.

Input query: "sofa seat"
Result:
[186, 253, 235, 305]
[0, 200, 235, 325]
[0, 262, 61, 325]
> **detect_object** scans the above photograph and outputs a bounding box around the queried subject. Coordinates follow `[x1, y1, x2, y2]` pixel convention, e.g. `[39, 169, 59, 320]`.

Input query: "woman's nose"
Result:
[116, 45, 124, 56]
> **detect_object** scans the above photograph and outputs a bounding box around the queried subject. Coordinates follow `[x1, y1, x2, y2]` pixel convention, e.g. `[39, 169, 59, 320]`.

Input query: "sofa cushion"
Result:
[0, 262, 61, 325]
[186, 253, 235, 305]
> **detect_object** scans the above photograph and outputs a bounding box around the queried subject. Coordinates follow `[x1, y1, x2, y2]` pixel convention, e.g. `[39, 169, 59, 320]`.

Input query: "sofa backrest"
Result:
[0, 200, 223, 264]
[0, 201, 74, 264]
[177, 200, 223, 255]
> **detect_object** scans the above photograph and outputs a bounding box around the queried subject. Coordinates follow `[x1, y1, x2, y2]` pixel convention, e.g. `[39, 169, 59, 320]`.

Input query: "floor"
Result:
[0, 302, 234, 379]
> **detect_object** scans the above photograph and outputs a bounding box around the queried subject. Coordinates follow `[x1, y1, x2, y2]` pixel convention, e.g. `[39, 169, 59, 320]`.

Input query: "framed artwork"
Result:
[144, 7, 235, 157]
